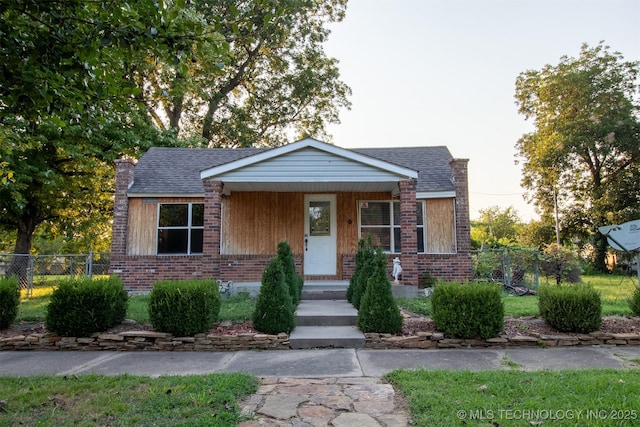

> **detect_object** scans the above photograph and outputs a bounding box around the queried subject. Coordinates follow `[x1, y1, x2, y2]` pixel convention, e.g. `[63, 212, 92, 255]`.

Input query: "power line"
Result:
[470, 191, 524, 197]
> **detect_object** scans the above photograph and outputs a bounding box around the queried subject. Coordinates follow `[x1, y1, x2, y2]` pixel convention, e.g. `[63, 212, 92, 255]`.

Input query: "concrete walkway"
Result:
[2, 347, 639, 426]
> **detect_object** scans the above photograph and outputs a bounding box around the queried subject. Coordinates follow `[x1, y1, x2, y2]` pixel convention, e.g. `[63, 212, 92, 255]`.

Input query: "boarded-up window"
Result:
[425, 198, 456, 253]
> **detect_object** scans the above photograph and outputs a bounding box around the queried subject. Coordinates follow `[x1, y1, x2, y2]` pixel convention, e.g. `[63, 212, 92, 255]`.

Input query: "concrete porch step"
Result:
[301, 281, 349, 300]
[289, 326, 365, 349]
[291, 299, 365, 348]
[295, 300, 357, 326]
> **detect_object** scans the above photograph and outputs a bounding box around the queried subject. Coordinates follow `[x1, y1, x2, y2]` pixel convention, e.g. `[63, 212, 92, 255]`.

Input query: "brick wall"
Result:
[110, 255, 206, 292]
[110, 159, 136, 256]
[448, 158, 473, 281]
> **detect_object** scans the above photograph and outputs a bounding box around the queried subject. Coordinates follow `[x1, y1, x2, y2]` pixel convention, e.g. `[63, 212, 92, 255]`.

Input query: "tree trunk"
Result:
[7, 217, 38, 285]
[593, 233, 609, 273]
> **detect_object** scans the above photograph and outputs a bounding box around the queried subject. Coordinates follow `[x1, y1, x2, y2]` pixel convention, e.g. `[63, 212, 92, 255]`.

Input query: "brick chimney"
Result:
[110, 159, 136, 256]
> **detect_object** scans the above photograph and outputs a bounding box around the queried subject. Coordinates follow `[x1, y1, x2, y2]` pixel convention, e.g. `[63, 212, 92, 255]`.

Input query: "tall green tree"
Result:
[138, 0, 351, 147]
[470, 206, 522, 249]
[0, 0, 225, 266]
[1, 1, 351, 264]
[514, 42, 640, 270]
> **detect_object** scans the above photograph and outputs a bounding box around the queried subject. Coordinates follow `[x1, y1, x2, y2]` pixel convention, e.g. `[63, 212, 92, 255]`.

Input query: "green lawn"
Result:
[398, 274, 638, 317]
[16, 291, 256, 325]
[387, 368, 640, 426]
[0, 373, 258, 426]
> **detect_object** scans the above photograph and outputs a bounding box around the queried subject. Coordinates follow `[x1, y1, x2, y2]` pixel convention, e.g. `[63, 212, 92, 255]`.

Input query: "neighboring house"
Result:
[110, 138, 472, 292]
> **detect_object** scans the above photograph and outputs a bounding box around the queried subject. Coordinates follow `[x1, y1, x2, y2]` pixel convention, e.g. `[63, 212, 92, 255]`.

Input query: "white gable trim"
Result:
[416, 191, 456, 199]
[200, 137, 418, 180]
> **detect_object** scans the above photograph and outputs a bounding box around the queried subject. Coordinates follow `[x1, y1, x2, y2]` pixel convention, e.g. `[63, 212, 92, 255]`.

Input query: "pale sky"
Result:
[323, 0, 640, 222]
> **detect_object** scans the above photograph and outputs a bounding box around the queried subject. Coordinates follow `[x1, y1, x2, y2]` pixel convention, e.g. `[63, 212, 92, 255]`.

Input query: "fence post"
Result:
[27, 255, 34, 298]
[87, 252, 93, 279]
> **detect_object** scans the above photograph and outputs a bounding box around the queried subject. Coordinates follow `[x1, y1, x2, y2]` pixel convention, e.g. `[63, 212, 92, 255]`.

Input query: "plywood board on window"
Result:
[221, 192, 304, 255]
[425, 198, 456, 253]
[127, 198, 157, 255]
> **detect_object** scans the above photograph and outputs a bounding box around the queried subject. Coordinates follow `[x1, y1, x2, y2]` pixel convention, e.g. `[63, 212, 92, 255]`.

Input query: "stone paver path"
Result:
[238, 377, 410, 426]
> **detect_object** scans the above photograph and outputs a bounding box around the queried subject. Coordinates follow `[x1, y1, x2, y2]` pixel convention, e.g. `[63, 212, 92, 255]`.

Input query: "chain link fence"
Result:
[0, 252, 110, 296]
[473, 248, 540, 291]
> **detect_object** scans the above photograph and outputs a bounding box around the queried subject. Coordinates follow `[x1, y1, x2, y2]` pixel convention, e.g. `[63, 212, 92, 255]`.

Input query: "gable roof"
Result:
[127, 140, 456, 196]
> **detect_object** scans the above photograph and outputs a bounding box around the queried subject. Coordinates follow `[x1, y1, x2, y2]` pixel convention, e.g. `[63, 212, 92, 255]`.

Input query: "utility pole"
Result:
[553, 187, 561, 246]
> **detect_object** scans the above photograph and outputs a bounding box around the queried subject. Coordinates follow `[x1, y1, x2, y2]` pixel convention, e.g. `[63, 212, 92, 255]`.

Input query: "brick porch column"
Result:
[110, 159, 136, 256]
[450, 158, 473, 280]
[399, 179, 418, 286]
[203, 179, 223, 279]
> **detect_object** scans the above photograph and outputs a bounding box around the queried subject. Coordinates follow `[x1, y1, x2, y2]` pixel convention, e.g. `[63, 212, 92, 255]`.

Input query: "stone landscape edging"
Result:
[1, 329, 639, 351]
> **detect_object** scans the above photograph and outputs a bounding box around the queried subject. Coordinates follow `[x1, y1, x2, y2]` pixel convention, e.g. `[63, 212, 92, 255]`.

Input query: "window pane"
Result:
[361, 202, 390, 225]
[309, 201, 331, 236]
[361, 227, 391, 251]
[416, 202, 424, 225]
[191, 203, 204, 226]
[393, 227, 401, 253]
[393, 202, 401, 225]
[190, 229, 203, 253]
[159, 204, 188, 227]
[158, 229, 188, 254]
[417, 227, 425, 253]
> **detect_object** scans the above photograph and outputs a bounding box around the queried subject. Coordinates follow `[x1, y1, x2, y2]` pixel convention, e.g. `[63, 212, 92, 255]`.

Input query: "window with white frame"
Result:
[359, 201, 425, 253]
[157, 203, 204, 254]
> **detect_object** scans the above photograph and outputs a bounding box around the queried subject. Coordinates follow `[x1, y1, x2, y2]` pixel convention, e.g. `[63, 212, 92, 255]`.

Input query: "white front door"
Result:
[304, 194, 337, 275]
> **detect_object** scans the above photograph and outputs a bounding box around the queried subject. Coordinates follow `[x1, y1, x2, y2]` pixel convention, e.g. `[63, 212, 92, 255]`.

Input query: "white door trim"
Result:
[303, 194, 337, 275]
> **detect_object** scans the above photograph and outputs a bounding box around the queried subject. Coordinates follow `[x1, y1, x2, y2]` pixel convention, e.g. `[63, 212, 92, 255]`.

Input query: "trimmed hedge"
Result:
[45, 276, 128, 337]
[629, 286, 640, 317]
[432, 282, 504, 339]
[252, 258, 296, 334]
[357, 248, 403, 333]
[538, 284, 602, 333]
[0, 276, 20, 329]
[149, 279, 221, 336]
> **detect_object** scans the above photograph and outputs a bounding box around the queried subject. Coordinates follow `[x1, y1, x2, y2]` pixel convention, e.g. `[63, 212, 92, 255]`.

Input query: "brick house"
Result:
[110, 138, 472, 292]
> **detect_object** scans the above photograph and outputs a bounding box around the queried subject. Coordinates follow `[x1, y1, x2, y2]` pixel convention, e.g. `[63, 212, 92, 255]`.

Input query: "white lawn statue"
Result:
[392, 257, 402, 284]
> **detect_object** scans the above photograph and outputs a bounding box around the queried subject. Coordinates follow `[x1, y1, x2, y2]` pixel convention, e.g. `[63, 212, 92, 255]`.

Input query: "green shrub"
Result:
[45, 276, 128, 337]
[630, 287, 640, 316]
[252, 258, 295, 334]
[538, 284, 602, 333]
[432, 282, 504, 339]
[348, 236, 376, 309]
[277, 241, 302, 305]
[149, 279, 221, 336]
[358, 248, 403, 333]
[0, 276, 20, 329]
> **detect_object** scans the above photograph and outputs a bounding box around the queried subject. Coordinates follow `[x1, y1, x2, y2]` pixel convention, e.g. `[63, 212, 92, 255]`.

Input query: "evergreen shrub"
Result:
[0, 276, 20, 329]
[432, 282, 504, 339]
[45, 276, 128, 337]
[357, 248, 403, 333]
[630, 286, 640, 316]
[252, 258, 295, 334]
[277, 241, 302, 305]
[348, 236, 375, 309]
[149, 279, 221, 336]
[538, 284, 602, 333]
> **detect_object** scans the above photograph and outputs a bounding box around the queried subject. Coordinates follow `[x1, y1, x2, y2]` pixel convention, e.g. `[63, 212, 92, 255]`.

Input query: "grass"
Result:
[386, 368, 640, 426]
[397, 273, 638, 317]
[0, 373, 258, 426]
[16, 289, 256, 325]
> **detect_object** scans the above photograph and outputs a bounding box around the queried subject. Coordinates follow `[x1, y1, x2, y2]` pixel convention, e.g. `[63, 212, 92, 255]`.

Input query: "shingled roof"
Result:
[127, 144, 455, 195]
